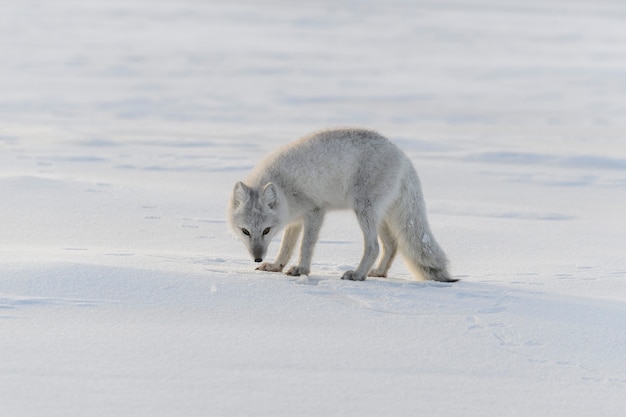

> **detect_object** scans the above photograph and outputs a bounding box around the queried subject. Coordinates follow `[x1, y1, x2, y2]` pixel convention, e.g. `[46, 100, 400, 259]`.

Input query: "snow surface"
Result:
[2, 0, 626, 416]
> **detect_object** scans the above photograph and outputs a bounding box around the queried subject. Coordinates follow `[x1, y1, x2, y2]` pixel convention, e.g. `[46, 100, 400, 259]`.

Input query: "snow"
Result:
[2, 0, 626, 415]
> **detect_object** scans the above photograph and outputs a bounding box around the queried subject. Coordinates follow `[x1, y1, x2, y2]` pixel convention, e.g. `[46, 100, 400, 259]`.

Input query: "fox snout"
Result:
[252, 245, 265, 263]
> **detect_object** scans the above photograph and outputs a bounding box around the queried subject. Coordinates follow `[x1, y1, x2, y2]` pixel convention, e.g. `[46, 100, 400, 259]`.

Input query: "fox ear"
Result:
[261, 182, 278, 209]
[232, 181, 250, 208]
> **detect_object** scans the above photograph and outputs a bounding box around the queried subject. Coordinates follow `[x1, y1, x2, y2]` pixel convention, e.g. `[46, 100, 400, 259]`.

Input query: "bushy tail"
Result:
[387, 167, 456, 282]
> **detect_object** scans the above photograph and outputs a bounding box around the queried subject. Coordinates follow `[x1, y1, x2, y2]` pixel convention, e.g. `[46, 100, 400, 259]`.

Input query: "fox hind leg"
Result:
[342, 202, 381, 281]
[368, 220, 397, 278]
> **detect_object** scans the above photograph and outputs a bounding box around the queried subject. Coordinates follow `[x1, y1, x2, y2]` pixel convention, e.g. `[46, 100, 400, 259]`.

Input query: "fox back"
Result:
[246, 129, 407, 209]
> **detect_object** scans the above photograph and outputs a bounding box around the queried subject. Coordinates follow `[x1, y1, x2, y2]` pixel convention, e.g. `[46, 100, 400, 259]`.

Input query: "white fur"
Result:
[227, 128, 454, 282]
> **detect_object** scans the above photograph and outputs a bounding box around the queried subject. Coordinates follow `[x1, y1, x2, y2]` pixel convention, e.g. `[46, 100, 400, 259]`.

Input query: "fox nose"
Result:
[254, 258, 263, 263]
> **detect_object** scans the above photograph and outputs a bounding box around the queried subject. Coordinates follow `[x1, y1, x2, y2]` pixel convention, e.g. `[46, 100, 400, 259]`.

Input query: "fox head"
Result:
[228, 181, 284, 263]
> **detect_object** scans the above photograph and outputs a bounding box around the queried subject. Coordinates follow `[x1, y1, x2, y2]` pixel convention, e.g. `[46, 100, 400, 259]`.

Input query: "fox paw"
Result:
[341, 270, 366, 281]
[367, 268, 387, 278]
[285, 266, 309, 276]
[256, 262, 284, 273]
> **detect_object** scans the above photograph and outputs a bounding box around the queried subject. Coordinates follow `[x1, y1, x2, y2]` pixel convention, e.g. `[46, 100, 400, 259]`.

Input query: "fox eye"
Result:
[241, 228, 250, 236]
[262, 227, 271, 235]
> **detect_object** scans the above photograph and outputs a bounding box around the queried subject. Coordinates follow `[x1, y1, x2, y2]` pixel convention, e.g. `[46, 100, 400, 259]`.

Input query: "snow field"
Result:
[2, 0, 626, 416]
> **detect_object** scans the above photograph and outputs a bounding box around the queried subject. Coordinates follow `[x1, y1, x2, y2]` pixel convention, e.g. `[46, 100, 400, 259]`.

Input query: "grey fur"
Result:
[227, 128, 455, 282]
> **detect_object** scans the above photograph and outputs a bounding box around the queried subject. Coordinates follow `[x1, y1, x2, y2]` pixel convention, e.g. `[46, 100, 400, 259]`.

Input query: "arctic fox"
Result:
[227, 128, 454, 282]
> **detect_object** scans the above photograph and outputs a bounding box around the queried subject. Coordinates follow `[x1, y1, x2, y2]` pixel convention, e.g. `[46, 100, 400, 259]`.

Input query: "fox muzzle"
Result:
[251, 244, 265, 263]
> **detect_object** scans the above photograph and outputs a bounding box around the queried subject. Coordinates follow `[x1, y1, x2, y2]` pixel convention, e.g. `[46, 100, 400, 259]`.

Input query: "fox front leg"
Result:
[257, 223, 302, 272]
[286, 208, 325, 276]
